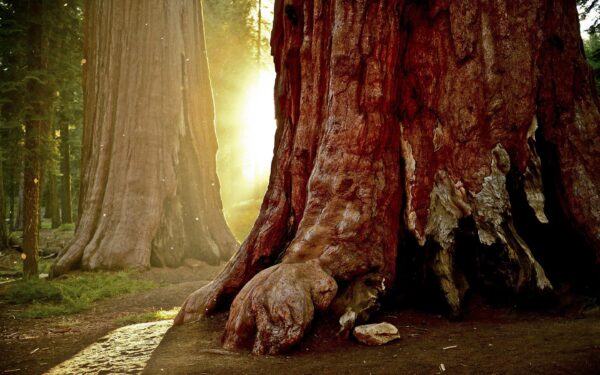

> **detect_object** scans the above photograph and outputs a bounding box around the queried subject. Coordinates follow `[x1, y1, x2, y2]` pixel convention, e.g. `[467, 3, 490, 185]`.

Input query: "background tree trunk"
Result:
[177, 0, 600, 354]
[15, 182, 24, 231]
[47, 172, 60, 229]
[22, 0, 49, 278]
[59, 113, 73, 225]
[0, 160, 9, 250]
[52, 0, 238, 276]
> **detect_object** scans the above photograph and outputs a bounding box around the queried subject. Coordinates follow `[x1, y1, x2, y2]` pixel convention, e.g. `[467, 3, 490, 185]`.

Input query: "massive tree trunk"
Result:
[176, 0, 600, 354]
[52, 0, 237, 275]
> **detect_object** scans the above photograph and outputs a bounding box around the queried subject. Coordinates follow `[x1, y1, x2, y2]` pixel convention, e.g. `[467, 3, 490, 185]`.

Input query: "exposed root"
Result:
[174, 280, 224, 325]
[222, 261, 337, 355]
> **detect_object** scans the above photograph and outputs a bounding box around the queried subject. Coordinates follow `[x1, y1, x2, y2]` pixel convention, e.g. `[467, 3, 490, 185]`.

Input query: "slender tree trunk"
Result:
[0, 160, 9, 250]
[8, 177, 15, 231]
[22, 109, 42, 278]
[52, 0, 238, 275]
[15, 181, 24, 231]
[22, 0, 50, 278]
[59, 114, 73, 224]
[177, 0, 600, 355]
[47, 172, 60, 229]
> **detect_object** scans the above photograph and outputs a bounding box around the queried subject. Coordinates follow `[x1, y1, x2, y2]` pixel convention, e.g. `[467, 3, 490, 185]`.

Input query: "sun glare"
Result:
[241, 69, 276, 182]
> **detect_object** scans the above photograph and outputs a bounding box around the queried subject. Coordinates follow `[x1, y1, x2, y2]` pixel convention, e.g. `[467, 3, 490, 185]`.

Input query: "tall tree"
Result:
[22, 0, 52, 277]
[50, 1, 83, 226]
[202, 0, 271, 240]
[52, 0, 238, 275]
[1, 1, 32, 237]
[58, 89, 75, 225]
[1, 0, 82, 265]
[177, 0, 600, 355]
[0, 158, 8, 250]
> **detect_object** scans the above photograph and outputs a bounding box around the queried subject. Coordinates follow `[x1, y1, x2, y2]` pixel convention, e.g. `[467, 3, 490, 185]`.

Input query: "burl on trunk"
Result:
[52, 0, 237, 275]
[177, 0, 599, 354]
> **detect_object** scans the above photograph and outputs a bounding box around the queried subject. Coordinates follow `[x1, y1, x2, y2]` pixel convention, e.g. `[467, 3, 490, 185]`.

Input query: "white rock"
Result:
[353, 322, 400, 346]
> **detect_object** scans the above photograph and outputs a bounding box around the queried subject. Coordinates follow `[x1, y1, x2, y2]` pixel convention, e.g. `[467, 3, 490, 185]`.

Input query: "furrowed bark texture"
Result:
[177, 1, 403, 350]
[178, 0, 599, 354]
[52, 0, 237, 275]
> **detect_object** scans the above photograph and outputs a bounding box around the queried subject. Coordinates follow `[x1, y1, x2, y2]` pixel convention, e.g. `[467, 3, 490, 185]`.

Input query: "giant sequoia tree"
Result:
[177, 0, 600, 355]
[52, 0, 238, 275]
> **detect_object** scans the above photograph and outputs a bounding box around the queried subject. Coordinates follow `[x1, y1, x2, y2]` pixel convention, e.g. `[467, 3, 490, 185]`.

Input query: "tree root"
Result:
[222, 261, 337, 355]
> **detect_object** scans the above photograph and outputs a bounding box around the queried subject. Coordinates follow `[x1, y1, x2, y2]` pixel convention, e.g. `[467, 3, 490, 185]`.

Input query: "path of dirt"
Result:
[1, 265, 599, 374]
[0, 265, 221, 375]
[146, 309, 600, 375]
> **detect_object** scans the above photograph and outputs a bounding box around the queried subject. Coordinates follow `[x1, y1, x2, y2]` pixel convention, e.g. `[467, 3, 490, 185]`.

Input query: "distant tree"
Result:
[20, 0, 53, 277]
[0, 0, 83, 274]
[0, 0, 28, 233]
[202, 0, 275, 239]
[584, 32, 600, 92]
[0, 159, 8, 250]
[41, 1, 83, 228]
[52, 0, 238, 275]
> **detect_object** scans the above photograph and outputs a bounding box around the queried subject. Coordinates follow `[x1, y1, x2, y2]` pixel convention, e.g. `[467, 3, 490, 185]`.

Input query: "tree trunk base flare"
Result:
[178, 0, 600, 355]
[51, 0, 237, 276]
[223, 261, 337, 355]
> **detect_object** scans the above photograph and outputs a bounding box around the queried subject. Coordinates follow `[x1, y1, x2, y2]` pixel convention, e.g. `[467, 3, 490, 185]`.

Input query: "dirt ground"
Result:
[0, 264, 221, 374]
[145, 306, 600, 375]
[0, 228, 599, 374]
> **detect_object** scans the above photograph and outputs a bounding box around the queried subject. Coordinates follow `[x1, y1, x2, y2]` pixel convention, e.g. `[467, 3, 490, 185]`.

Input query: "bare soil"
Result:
[0, 262, 221, 374]
[145, 306, 600, 375]
[0, 264, 599, 375]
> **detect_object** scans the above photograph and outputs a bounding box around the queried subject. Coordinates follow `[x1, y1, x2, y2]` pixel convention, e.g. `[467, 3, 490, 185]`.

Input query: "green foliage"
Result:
[58, 222, 75, 231]
[0, 0, 84, 232]
[6, 277, 62, 304]
[579, 0, 600, 34]
[584, 32, 600, 93]
[0, 254, 52, 281]
[4, 272, 156, 318]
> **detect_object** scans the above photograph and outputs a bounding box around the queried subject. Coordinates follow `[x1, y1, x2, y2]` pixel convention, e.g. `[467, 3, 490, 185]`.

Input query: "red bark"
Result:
[178, 0, 599, 354]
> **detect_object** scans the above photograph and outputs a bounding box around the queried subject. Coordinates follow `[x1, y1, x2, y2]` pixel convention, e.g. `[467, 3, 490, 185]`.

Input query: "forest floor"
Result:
[0, 227, 598, 374]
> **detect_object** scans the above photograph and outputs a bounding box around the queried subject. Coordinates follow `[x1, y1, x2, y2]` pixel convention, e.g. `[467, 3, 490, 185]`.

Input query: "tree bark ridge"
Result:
[52, 0, 237, 275]
[178, 0, 599, 354]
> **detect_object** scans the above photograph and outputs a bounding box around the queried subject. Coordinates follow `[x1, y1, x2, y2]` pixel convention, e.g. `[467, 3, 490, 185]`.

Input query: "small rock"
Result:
[353, 322, 400, 346]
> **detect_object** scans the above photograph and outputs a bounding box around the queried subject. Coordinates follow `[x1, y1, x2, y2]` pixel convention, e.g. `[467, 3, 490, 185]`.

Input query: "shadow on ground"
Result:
[145, 309, 600, 375]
